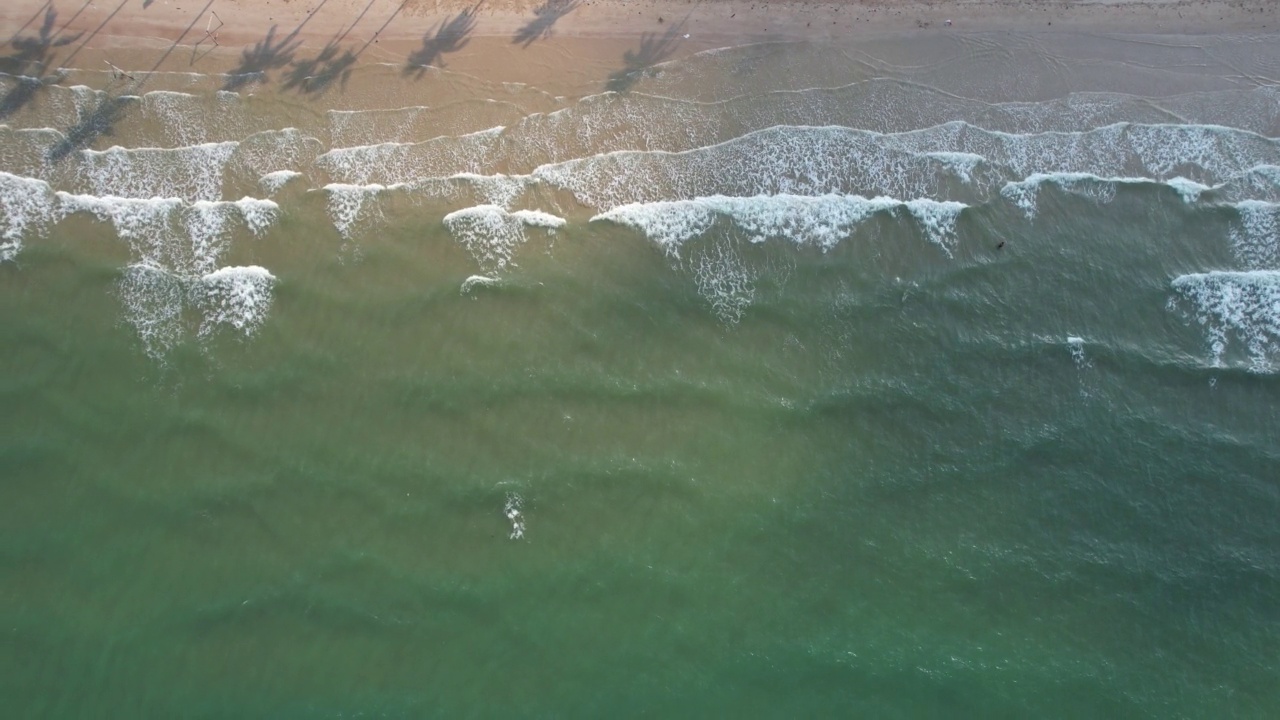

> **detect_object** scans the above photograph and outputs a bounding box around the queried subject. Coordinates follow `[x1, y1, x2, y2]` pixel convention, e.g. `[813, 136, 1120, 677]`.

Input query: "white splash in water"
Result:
[1067, 336, 1091, 370]
[925, 151, 983, 183]
[442, 205, 565, 271]
[461, 274, 500, 294]
[504, 493, 526, 540]
[323, 182, 399, 243]
[999, 173, 1138, 219]
[259, 170, 303, 195]
[0, 172, 57, 263]
[193, 265, 277, 340]
[1229, 201, 1280, 270]
[1167, 176, 1213, 203]
[1170, 271, 1280, 372]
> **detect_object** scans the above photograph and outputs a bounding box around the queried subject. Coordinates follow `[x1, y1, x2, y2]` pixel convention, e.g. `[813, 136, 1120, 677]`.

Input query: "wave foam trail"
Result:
[1230, 201, 1280, 270]
[593, 194, 965, 255]
[259, 171, 303, 194]
[533, 123, 1280, 212]
[78, 142, 238, 201]
[324, 183, 399, 242]
[118, 264, 186, 360]
[316, 127, 504, 186]
[57, 194, 279, 274]
[0, 172, 57, 263]
[442, 205, 565, 271]
[1167, 177, 1213, 203]
[689, 238, 756, 325]
[999, 173, 1134, 219]
[193, 266, 277, 340]
[1170, 271, 1280, 372]
[118, 264, 277, 360]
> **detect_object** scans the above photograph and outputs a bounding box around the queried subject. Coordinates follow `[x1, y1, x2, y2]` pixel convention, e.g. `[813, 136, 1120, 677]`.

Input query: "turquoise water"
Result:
[3, 28, 1280, 717]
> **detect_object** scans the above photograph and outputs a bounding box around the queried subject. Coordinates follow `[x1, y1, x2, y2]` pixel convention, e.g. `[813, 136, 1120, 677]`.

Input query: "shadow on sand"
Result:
[403, 4, 480, 78]
[512, 0, 578, 48]
[282, 1, 405, 96]
[47, 0, 211, 162]
[604, 21, 685, 93]
[0, 5, 84, 119]
[222, 0, 332, 91]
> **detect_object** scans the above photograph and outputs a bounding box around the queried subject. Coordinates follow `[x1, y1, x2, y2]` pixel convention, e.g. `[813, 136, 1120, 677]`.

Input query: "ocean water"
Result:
[2, 27, 1280, 717]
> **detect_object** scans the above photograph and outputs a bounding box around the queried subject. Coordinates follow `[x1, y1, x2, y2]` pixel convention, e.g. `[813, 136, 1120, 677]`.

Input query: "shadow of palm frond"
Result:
[403, 4, 480, 78]
[0, 7, 82, 120]
[604, 21, 684, 93]
[222, 25, 303, 91]
[281, 40, 358, 95]
[512, 0, 578, 48]
[46, 93, 134, 162]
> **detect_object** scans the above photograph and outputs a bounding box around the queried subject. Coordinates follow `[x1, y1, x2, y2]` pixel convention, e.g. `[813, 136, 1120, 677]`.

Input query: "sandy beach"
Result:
[3, 0, 1278, 92]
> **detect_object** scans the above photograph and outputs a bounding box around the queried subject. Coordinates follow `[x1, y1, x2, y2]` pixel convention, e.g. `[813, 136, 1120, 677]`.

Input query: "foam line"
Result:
[1170, 270, 1280, 372]
[592, 194, 966, 255]
[0, 172, 57, 263]
[442, 205, 565, 270]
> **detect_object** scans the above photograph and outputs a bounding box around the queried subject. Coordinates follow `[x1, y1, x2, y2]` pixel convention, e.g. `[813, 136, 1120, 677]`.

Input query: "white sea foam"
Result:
[117, 263, 278, 360]
[56, 193, 278, 276]
[0, 172, 57, 262]
[925, 152, 984, 183]
[592, 194, 965, 255]
[78, 142, 238, 201]
[323, 183, 401, 242]
[533, 126, 971, 209]
[442, 205, 564, 270]
[999, 173, 1140, 219]
[229, 129, 323, 183]
[316, 127, 505, 186]
[450, 173, 527, 208]
[1067, 336, 1091, 369]
[532, 122, 1280, 211]
[1167, 176, 1213, 203]
[1229, 201, 1280, 270]
[1170, 271, 1280, 372]
[118, 264, 187, 361]
[193, 265, 277, 340]
[461, 275, 500, 294]
[259, 170, 303, 194]
[504, 492, 525, 540]
[688, 237, 756, 324]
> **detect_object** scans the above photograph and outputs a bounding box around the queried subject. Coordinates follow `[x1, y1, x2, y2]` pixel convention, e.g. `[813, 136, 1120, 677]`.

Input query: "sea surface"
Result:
[2, 24, 1280, 718]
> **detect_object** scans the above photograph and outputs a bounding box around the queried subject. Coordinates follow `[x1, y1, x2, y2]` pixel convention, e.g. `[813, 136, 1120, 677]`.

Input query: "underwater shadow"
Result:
[604, 20, 685, 93]
[403, 3, 480, 78]
[46, 92, 132, 162]
[512, 0, 578, 48]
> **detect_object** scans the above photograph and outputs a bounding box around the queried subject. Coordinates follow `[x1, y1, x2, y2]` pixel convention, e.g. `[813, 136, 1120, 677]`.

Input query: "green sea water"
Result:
[3, 22, 1280, 718]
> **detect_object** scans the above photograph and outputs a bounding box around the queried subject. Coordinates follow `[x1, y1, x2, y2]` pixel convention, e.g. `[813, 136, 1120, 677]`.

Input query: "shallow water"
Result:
[2, 29, 1280, 718]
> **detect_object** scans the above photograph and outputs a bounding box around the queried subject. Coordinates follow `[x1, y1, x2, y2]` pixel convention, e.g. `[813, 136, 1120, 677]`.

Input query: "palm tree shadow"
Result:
[403, 4, 480, 78]
[281, 40, 358, 95]
[605, 21, 685, 93]
[512, 0, 578, 48]
[0, 7, 82, 120]
[222, 25, 303, 91]
[46, 93, 134, 162]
